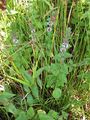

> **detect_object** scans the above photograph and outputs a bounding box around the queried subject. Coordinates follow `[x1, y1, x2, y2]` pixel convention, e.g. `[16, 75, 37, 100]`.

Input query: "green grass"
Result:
[0, 0, 90, 120]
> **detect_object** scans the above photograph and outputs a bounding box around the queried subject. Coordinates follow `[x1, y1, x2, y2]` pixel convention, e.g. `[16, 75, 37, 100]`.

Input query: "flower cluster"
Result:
[60, 27, 71, 53]
[31, 26, 36, 42]
[46, 15, 56, 33]
[46, 16, 52, 32]
[31, 28, 35, 34]
[12, 36, 19, 44]
[60, 40, 69, 53]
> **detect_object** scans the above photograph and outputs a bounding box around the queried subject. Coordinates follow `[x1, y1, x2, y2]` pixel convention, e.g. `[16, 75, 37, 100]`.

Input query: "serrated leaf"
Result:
[56, 73, 67, 87]
[46, 75, 55, 88]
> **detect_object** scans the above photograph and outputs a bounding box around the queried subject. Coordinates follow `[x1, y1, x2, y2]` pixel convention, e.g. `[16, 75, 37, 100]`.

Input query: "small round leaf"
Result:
[52, 88, 61, 99]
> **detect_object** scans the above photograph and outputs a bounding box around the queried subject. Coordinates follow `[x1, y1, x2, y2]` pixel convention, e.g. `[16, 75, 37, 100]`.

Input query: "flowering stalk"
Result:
[60, 40, 69, 53]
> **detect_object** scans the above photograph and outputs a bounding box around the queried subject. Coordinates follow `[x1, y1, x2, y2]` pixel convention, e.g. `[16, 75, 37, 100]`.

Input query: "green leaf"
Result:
[23, 85, 30, 93]
[0, 92, 15, 105]
[50, 63, 60, 76]
[61, 52, 72, 59]
[5, 103, 17, 116]
[27, 94, 34, 106]
[27, 107, 35, 119]
[21, 70, 32, 84]
[62, 111, 68, 119]
[37, 78, 42, 89]
[43, 0, 52, 9]
[58, 116, 63, 120]
[52, 88, 62, 99]
[56, 73, 67, 87]
[7, 75, 30, 86]
[46, 75, 56, 88]
[34, 20, 43, 29]
[31, 84, 39, 99]
[38, 110, 54, 120]
[16, 111, 27, 120]
[0, 92, 15, 102]
[48, 110, 59, 119]
[34, 67, 44, 79]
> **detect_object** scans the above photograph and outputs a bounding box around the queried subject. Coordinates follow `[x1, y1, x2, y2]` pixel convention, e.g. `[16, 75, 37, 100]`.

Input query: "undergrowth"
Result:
[0, 0, 90, 120]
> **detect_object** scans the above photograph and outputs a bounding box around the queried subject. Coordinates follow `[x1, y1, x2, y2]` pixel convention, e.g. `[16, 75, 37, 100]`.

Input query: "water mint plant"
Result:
[0, 0, 90, 120]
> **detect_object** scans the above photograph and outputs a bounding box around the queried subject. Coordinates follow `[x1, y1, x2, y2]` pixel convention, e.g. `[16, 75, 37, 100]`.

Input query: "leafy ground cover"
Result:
[0, 0, 90, 120]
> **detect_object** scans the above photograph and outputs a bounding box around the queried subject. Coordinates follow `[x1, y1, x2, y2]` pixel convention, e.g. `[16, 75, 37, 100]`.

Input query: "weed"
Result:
[0, 0, 90, 120]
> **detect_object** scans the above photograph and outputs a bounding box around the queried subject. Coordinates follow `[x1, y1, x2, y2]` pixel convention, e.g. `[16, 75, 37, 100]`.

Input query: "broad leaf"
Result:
[5, 103, 17, 116]
[31, 84, 39, 99]
[16, 111, 27, 120]
[27, 94, 34, 106]
[38, 110, 54, 120]
[48, 110, 59, 119]
[52, 88, 62, 99]
[27, 107, 35, 119]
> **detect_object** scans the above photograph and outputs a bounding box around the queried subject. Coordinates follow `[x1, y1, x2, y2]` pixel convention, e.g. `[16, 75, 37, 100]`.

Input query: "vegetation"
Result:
[0, 0, 90, 119]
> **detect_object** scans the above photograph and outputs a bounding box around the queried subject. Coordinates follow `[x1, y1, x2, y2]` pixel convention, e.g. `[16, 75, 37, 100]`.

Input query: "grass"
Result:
[0, 0, 90, 120]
